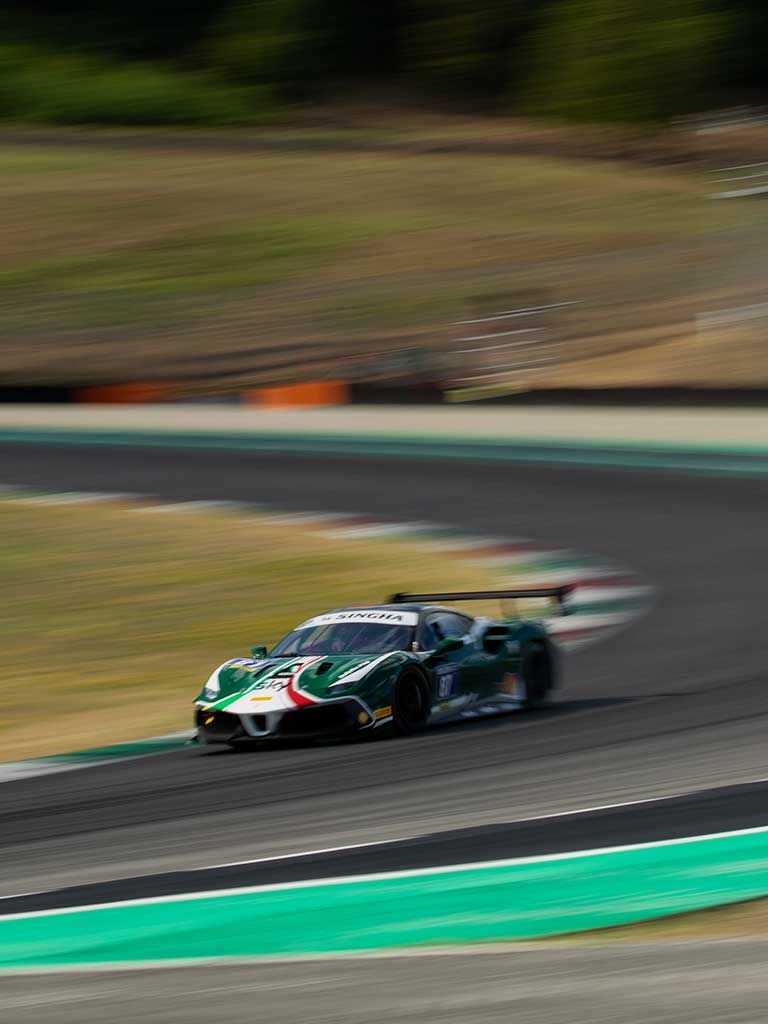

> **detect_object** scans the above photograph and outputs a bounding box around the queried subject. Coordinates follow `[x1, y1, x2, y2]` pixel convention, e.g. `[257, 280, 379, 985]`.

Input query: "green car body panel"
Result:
[194, 598, 562, 745]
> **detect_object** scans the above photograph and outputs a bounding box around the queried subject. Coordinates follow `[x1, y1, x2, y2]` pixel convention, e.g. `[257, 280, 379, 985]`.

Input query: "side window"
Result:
[417, 611, 473, 650]
[417, 616, 442, 650]
[435, 612, 472, 638]
[429, 612, 472, 642]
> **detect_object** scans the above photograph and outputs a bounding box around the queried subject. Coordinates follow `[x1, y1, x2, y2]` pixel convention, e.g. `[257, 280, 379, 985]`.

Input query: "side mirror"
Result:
[434, 636, 463, 657]
[251, 645, 268, 659]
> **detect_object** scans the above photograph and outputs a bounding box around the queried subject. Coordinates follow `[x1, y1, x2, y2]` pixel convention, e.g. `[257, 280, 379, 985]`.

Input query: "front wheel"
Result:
[521, 643, 554, 709]
[392, 672, 430, 735]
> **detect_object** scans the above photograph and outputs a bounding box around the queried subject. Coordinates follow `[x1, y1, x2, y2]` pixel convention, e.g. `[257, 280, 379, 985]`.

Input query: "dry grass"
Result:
[559, 898, 768, 943]
[0, 498, 504, 760]
[1, 125, 763, 389]
[0, 134, 706, 385]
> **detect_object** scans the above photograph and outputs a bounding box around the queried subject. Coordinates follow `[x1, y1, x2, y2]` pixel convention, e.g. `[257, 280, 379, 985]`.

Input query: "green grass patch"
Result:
[0, 46, 265, 126]
[0, 499, 504, 760]
[0, 142, 705, 351]
[0, 210, 415, 329]
[1, 220, 351, 299]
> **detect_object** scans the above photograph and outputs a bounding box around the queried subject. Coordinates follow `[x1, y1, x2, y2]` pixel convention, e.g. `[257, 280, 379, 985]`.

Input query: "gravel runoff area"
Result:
[0, 403, 767, 448]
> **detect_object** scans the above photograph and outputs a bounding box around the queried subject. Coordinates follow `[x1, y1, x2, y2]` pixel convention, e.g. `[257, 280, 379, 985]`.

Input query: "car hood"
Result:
[198, 653, 394, 711]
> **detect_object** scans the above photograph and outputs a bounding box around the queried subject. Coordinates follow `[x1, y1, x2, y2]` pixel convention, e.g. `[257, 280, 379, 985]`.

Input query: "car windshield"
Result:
[270, 621, 414, 657]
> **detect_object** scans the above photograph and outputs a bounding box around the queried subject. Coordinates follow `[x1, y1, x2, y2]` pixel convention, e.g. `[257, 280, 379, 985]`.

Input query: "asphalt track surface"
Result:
[3, 779, 768, 915]
[1, 439, 767, 896]
[4, 941, 768, 1024]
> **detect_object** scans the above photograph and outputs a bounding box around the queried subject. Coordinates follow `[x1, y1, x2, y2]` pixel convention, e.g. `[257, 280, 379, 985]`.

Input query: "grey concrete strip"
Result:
[1, 941, 767, 1023]
[0, 403, 767, 448]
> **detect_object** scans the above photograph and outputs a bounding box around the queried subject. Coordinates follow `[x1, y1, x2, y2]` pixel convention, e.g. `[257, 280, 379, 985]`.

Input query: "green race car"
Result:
[194, 588, 570, 745]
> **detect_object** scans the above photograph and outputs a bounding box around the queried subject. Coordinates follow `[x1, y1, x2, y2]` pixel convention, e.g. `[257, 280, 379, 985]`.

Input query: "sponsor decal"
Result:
[374, 705, 393, 721]
[298, 610, 419, 629]
[240, 656, 321, 696]
[435, 665, 459, 700]
[227, 658, 274, 684]
[500, 672, 523, 698]
[249, 695, 273, 703]
[204, 715, 215, 725]
[251, 678, 290, 692]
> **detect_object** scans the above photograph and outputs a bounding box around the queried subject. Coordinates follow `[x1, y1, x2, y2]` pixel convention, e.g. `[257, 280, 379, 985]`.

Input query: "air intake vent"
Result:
[316, 661, 333, 675]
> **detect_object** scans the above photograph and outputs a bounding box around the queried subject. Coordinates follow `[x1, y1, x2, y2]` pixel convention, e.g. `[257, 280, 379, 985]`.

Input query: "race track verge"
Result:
[1, 404, 767, 966]
[3, 822, 768, 969]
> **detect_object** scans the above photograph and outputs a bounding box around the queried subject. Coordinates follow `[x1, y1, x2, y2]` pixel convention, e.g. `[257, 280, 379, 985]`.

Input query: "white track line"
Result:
[3, 823, 768, 921]
[4, 781, 768, 910]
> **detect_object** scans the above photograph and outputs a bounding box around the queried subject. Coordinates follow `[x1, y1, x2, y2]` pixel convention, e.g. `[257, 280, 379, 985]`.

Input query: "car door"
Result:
[421, 611, 494, 708]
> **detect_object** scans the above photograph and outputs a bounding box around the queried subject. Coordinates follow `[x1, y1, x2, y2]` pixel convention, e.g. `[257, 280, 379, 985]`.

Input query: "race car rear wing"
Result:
[388, 586, 574, 614]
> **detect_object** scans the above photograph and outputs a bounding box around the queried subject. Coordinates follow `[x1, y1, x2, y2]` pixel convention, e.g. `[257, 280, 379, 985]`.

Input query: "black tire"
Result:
[392, 671, 430, 735]
[521, 643, 554, 709]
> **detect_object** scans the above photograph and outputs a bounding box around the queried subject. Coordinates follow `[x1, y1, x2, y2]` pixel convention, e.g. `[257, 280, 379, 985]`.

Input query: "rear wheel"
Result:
[521, 643, 554, 709]
[392, 672, 430, 735]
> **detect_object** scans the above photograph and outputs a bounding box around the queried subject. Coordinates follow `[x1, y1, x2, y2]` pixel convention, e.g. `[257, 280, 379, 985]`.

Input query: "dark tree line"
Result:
[2, 0, 766, 120]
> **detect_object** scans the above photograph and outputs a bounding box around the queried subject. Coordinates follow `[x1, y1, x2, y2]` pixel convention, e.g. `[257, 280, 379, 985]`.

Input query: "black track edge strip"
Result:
[4, 779, 768, 916]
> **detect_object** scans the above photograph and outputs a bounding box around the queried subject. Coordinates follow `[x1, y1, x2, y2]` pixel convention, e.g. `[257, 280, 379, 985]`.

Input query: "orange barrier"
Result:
[243, 380, 349, 408]
[74, 383, 179, 404]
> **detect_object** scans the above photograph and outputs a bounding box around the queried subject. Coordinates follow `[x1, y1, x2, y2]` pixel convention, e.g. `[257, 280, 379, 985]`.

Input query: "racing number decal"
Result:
[435, 666, 459, 700]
